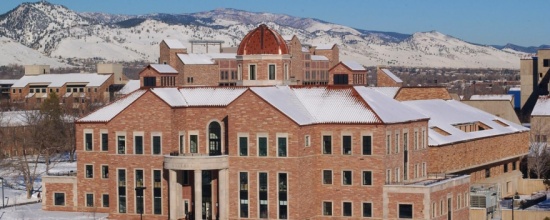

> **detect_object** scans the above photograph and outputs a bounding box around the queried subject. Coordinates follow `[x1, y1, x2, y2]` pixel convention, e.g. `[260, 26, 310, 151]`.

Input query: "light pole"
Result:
[0, 177, 4, 207]
[135, 186, 146, 220]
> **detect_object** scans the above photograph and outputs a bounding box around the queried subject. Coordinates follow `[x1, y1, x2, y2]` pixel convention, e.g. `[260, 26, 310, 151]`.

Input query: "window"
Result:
[190, 134, 198, 153]
[342, 135, 351, 155]
[414, 131, 418, 150]
[85, 133, 93, 151]
[333, 74, 349, 85]
[279, 173, 288, 219]
[323, 201, 332, 216]
[343, 202, 352, 216]
[208, 122, 221, 155]
[386, 134, 391, 154]
[485, 168, 490, 178]
[323, 135, 332, 154]
[504, 164, 508, 173]
[30, 88, 34, 93]
[414, 164, 418, 178]
[187, 77, 194, 83]
[182, 171, 190, 185]
[544, 59, 550, 67]
[239, 136, 248, 156]
[268, 64, 275, 80]
[512, 161, 517, 170]
[386, 169, 391, 184]
[362, 171, 372, 186]
[102, 165, 109, 179]
[304, 135, 310, 147]
[249, 65, 256, 80]
[395, 133, 399, 153]
[135, 170, 144, 214]
[395, 168, 400, 183]
[54, 193, 65, 206]
[101, 133, 108, 151]
[457, 195, 462, 209]
[179, 133, 184, 154]
[422, 130, 426, 149]
[432, 202, 436, 217]
[152, 135, 161, 155]
[343, 171, 352, 185]
[278, 136, 287, 157]
[363, 202, 372, 217]
[422, 163, 427, 177]
[117, 135, 126, 154]
[362, 136, 372, 155]
[102, 194, 109, 207]
[86, 193, 94, 207]
[239, 172, 249, 218]
[153, 170, 162, 215]
[144, 77, 156, 87]
[258, 136, 268, 157]
[134, 135, 143, 155]
[399, 204, 413, 219]
[259, 172, 268, 218]
[118, 169, 126, 213]
[85, 165, 93, 178]
[323, 170, 332, 184]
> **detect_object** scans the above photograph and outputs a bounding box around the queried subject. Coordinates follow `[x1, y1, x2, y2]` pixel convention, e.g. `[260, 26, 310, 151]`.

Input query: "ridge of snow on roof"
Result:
[152, 87, 247, 107]
[0, 80, 17, 84]
[470, 94, 513, 102]
[342, 61, 365, 71]
[118, 80, 140, 95]
[163, 39, 186, 49]
[177, 54, 215, 65]
[381, 69, 403, 83]
[532, 96, 550, 116]
[79, 90, 147, 122]
[311, 55, 328, 61]
[150, 64, 178, 74]
[12, 73, 111, 88]
[354, 87, 428, 123]
[402, 99, 528, 146]
[369, 87, 400, 98]
[314, 44, 334, 50]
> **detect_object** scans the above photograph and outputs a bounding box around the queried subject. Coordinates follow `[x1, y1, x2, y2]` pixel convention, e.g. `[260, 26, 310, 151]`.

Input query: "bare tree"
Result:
[528, 121, 550, 179]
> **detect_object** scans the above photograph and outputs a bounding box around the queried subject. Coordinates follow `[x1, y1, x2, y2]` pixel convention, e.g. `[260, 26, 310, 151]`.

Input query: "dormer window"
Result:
[144, 77, 156, 87]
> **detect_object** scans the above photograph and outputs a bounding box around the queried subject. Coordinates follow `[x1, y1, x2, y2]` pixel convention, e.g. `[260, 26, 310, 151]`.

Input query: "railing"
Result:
[47, 170, 77, 176]
[385, 173, 465, 186]
[169, 151, 226, 157]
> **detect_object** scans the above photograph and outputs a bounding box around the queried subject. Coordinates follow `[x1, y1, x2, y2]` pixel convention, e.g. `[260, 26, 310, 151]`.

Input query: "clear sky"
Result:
[1, 0, 547, 46]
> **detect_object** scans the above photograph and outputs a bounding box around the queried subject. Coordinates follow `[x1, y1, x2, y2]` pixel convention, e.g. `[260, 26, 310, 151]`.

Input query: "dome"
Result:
[237, 24, 289, 55]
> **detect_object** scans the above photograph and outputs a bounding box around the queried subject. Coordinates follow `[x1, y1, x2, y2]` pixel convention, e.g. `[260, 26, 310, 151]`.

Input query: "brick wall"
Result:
[395, 87, 452, 101]
[377, 67, 403, 87]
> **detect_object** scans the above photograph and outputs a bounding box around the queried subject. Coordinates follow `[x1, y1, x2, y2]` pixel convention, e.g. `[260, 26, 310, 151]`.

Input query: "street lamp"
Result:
[135, 186, 146, 220]
[510, 191, 520, 220]
[0, 177, 4, 207]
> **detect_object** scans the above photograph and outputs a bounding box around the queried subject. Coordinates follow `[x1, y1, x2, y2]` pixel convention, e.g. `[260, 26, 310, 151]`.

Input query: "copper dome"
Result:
[237, 24, 289, 55]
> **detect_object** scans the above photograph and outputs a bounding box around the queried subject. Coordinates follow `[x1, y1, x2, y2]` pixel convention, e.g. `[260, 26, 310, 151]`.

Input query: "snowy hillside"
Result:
[0, 2, 534, 69]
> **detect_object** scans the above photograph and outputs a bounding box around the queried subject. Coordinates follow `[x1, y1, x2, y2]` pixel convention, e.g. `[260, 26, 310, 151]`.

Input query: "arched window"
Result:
[208, 122, 221, 155]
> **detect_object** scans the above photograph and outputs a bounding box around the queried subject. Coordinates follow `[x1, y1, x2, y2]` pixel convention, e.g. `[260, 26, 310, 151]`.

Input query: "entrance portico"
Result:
[165, 154, 229, 220]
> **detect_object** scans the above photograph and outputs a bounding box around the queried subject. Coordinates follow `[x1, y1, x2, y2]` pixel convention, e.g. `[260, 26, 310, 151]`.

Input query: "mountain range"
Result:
[0, 1, 544, 69]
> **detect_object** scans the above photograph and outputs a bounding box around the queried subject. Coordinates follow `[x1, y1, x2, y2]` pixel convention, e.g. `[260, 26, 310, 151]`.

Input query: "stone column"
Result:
[218, 169, 228, 219]
[169, 169, 177, 220]
[194, 170, 202, 220]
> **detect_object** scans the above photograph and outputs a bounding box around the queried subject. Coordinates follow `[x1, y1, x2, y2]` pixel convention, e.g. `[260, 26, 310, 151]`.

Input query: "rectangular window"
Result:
[85, 165, 93, 178]
[485, 168, 490, 178]
[422, 130, 426, 149]
[102, 165, 109, 179]
[342, 135, 351, 155]
[101, 133, 108, 151]
[144, 77, 156, 87]
[403, 133, 408, 151]
[268, 64, 275, 80]
[343, 171, 352, 185]
[323, 170, 332, 184]
[152, 135, 161, 155]
[395, 168, 400, 183]
[85, 133, 93, 151]
[386, 169, 391, 184]
[239, 172, 249, 218]
[362, 136, 372, 155]
[323, 201, 332, 216]
[362, 171, 372, 186]
[304, 135, 310, 147]
[117, 135, 126, 154]
[153, 170, 162, 215]
[399, 204, 413, 219]
[395, 133, 399, 153]
[239, 136, 248, 156]
[135, 170, 144, 214]
[422, 162, 426, 177]
[414, 131, 418, 150]
[249, 65, 256, 80]
[386, 134, 391, 154]
[259, 172, 268, 218]
[134, 136, 143, 155]
[343, 202, 352, 216]
[179, 134, 184, 154]
[190, 135, 198, 153]
[323, 135, 332, 154]
[363, 202, 372, 217]
[278, 137, 287, 157]
[102, 194, 109, 207]
[118, 169, 126, 213]
[54, 193, 65, 206]
[86, 193, 94, 207]
[258, 137, 268, 157]
[544, 59, 550, 67]
[512, 161, 517, 170]
[504, 164, 508, 173]
[279, 173, 288, 219]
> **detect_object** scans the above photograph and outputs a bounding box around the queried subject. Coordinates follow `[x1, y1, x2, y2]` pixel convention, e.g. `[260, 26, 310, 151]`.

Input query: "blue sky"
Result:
[1, 0, 548, 46]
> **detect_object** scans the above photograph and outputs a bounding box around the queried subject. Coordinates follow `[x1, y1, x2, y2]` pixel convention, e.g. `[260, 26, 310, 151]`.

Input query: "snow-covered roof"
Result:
[163, 39, 186, 49]
[208, 53, 237, 59]
[369, 87, 400, 98]
[381, 69, 403, 83]
[0, 80, 18, 85]
[314, 44, 335, 50]
[149, 64, 178, 74]
[12, 73, 111, 88]
[355, 87, 428, 124]
[177, 54, 215, 65]
[311, 55, 328, 61]
[342, 61, 365, 71]
[78, 90, 147, 123]
[302, 47, 310, 53]
[118, 80, 140, 95]
[402, 99, 528, 146]
[470, 94, 513, 102]
[532, 96, 550, 116]
[152, 87, 247, 107]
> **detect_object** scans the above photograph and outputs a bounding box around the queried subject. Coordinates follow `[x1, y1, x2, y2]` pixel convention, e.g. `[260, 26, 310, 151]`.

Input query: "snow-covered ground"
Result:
[0, 202, 108, 219]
